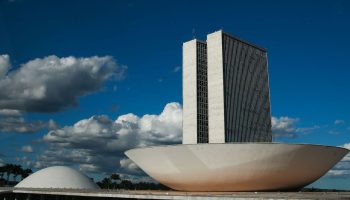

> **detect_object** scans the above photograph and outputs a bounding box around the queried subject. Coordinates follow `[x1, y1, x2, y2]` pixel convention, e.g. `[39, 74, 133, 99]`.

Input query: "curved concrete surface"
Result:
[125, 143, 348, 192]
[15, 166, 99, 189]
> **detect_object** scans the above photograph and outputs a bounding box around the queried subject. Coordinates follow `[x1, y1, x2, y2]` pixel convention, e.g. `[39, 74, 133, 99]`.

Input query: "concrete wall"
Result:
[125, 143, 349, 191]
[182, 40, 198, 144]
[207, 31, 225, 143]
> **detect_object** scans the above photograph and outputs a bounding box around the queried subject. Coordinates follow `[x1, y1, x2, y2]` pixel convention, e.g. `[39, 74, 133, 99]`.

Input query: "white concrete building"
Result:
[126, 30, 349, 192]
[183, 39, 208, 144]
[126, 143, 348, 191]
[183, 30, 272, 144]
[15, 166, 99, 189]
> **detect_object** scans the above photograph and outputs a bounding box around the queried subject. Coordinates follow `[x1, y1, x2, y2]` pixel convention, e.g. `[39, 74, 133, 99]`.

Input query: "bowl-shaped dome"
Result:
[125, 143, 348, 192]
[15, 166, 99, 189]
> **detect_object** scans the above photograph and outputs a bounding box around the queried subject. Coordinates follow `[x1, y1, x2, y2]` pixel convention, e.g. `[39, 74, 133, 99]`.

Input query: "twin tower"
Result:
[183, 30, 272, 144]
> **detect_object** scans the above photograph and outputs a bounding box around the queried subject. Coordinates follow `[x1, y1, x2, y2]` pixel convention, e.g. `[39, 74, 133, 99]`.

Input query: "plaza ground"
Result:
[1, 187, 350, 199]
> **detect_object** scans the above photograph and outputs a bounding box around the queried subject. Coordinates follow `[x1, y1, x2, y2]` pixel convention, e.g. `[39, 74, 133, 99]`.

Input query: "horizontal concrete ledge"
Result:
[0, 188, 12, 194]
[1, 188, 349, 200]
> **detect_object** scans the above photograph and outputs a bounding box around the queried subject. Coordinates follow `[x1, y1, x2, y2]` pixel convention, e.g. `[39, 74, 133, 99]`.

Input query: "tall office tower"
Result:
[183, 39, 209, 144]
[183, 30, 272, 144]
[207, 30, 272, 143]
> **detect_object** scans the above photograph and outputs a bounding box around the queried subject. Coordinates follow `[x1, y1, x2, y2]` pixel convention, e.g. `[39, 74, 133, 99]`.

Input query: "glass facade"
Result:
[196, 41, 209, 143]
[222, 33, 272, 142]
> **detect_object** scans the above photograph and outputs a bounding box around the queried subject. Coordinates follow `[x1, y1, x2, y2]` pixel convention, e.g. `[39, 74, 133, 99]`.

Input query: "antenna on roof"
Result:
[192, 28, 196, 39]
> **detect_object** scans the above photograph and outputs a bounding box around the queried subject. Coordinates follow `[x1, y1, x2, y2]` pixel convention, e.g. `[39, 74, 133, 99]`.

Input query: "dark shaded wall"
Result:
[196, 41, 209, 143]
[222, 33, 272, 142]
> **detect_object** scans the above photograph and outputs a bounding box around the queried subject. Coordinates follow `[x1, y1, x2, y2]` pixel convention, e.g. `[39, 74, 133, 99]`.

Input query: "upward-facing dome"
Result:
[15, 166, 99, 189]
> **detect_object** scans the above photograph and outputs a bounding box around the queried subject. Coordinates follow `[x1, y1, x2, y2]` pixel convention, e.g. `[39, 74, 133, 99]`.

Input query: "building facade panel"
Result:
[182, 40, 198, 144]
[207, 31, 226, 143]
[196, 41, 209, 143]
[221, 32, 272, 142]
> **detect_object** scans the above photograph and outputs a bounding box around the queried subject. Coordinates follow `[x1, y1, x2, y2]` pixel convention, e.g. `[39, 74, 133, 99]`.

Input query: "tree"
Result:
[96, 174, 171, 191]
[110, 173, 120, 181]
[21, 168, 33, 180]
[100, 177, 112, 189]
[4, 164, 14, 182]
[120, 180, 134, 190]
[110, 173, 120, 189]
[11, 165, 23, 181]
[0, 163, 33, 186]
[0, 166, 5, 180]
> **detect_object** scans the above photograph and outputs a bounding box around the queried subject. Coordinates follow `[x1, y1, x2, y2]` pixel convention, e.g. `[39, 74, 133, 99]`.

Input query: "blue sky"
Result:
[0, 0, 349, 189]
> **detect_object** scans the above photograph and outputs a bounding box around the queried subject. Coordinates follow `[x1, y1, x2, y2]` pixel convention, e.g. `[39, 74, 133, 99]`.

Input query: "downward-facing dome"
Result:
[126, 143, 349, 191]
[15, 166, 99, 189]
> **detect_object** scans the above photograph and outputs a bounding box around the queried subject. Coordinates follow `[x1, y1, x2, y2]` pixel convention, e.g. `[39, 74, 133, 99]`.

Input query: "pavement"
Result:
[1, 187, 350, 199]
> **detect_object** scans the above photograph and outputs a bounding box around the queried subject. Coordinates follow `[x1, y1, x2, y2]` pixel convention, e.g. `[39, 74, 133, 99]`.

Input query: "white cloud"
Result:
[48, 119, 59, 130]
[0, 55, 126, 112]
[271, 116, 299, 138]
[343, 143, 350, 150]
[119, 173, 155, 183]
[341, 143, 350, 163]
[138, 102, 182, 146]
[0, 115, 46, 133]
[295, 126, 320, 133]
[0, 54, 11, 77]
[0, 109, 22, 117]
[79, 164, 100, 173]
[327, 161, 350, 178]
[0, 158, 5, 167]
[334, 120, 345, 125]
[326, 143, 350, 178]
[328, 130, 340, 135]
[20, 145, 34, 153]
[120, 158, 139, 173]
[173, 66, 181, 73]
[16, 156, 34, 168]
[0, 111, 60, 134]
[33, 105, 321, 177]
[327, 169, 349, 177]
[35, 102, 182, 174]
[272, 116, 319, 138]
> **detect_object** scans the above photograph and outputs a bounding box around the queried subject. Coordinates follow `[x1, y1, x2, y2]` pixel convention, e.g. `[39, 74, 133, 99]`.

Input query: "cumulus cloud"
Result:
[30, 106, 320, 177]
[271, 117, 299, 138]
[0, 110, 59, 134]
[16, 156, 33, 167]
[20, 145, 34, 153]
[34, 102, 182, 175]
[119, 173, 155, 183]
[0, 115, 46, 133]
[0, 54, 126, 112]
[120, 158, 140, 173]
[334, 120, 345, 125]
[272, 116, 319, 138]
[344, 143, 350, 150]
[47, 119, 60, 130]
[0, 109, 22, 117]
[0, 54, 11, 77]
[326, 143, 350, 178]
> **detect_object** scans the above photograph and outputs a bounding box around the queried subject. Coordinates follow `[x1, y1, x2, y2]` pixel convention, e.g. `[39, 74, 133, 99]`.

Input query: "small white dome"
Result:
[15, 166, 99, 189]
